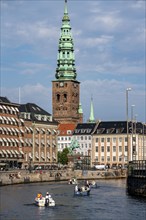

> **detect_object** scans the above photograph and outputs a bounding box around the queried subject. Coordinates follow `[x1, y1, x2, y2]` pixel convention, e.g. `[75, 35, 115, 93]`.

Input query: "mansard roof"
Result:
[0, 96, 11, 103]
[73, 123, 96, 135]
[19, 103, 58, 125]
[92, 121, 146, 135]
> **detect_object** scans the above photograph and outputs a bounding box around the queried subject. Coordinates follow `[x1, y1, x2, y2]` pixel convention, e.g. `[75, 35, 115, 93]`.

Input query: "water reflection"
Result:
[0, 179, 146, 220]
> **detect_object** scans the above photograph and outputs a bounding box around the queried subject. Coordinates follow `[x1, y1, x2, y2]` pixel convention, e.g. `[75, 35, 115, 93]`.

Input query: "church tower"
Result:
[52, 0, 83, 124]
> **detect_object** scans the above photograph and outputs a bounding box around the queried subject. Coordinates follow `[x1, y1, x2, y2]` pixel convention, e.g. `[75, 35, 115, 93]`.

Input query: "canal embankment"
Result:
[0, 169, 127, 186]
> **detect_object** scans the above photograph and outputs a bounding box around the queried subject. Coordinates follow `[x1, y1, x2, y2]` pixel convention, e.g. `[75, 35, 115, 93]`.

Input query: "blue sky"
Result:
[1, 0, 145, 123]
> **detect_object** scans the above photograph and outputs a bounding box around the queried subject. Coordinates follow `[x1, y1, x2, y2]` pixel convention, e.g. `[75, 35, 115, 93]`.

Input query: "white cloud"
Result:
[130, 0, 145, 9]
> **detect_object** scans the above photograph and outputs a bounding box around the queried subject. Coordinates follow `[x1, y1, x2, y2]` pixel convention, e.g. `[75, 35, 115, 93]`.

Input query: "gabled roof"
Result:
[57, 123, 76, 136]
[73, 123, 96, 135]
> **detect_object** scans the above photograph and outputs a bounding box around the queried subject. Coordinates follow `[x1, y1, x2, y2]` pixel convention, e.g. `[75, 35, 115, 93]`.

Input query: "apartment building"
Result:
[57, 123, 76, 152]
[0, 97, 58, 169]
[73, 123, 97, 156]
[92, 121, 146, 168]
[0, 97, 24, 168]
[19, 103, 58, 168]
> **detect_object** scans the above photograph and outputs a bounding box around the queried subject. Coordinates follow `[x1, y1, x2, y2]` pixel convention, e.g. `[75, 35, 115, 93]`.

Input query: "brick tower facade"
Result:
[52, 0, 83, 124]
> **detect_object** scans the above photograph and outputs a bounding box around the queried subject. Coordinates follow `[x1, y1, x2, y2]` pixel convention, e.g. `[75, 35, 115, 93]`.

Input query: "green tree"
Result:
[57, 148, 69, 165]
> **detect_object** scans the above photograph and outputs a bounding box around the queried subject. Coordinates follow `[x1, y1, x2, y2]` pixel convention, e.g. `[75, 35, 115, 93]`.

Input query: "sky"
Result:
[1, 0, 146, 123]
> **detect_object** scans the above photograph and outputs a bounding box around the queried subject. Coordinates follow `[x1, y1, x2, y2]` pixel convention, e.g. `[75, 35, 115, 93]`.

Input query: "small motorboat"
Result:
[35, 197, 46, 207]
[89, 181, 98, 188]
[74, 185, 90, 196]
[35, 196, 55, 207]
[68, 178, 78, 185]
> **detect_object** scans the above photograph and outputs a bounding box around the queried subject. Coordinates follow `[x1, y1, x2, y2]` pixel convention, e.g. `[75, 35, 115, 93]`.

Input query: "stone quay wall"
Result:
[0, 169, 127, 186]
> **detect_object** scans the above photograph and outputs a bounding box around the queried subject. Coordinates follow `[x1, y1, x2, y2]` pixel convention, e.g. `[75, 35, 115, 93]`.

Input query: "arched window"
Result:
[63, 94, 67, 102]
[56, 94, 60, 102]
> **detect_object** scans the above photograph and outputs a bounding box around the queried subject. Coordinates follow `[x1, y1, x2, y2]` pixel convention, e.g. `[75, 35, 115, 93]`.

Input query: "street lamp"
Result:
[131, 105, 135, 161]
[126, 88, 132, 162]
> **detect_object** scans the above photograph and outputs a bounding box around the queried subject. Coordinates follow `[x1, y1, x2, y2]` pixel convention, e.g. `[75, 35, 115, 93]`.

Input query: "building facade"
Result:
[0, 97, 24, 169]
[52, 0, 83, 124]
[57, 123, 76, 152]
[0, 97, 58, 170]
[19, 103, 58, 169]
[73, 123, 97, 156]
[91, 121, 146, 168]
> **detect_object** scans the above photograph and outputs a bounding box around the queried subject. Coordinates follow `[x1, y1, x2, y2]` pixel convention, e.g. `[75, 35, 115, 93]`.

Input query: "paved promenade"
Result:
[0, 169, 127, 186]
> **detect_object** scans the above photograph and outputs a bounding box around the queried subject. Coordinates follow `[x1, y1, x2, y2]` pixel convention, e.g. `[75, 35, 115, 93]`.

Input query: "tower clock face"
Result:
[59, 82, 64, 87]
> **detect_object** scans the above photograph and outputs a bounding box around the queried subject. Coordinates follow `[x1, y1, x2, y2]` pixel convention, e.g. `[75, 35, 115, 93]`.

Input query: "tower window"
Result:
[63, 94, 67, 102]
[56, 94, 60, 102]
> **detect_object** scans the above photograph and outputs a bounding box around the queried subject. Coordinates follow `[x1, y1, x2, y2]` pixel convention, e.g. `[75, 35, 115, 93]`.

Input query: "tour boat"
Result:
[74, 185, 90, 196]
[89, 181, 98, 188]
[35, 196, 55, 207]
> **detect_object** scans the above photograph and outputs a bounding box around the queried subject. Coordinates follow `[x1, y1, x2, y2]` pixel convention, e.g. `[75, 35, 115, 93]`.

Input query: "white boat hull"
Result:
[35, 197, 55, 207]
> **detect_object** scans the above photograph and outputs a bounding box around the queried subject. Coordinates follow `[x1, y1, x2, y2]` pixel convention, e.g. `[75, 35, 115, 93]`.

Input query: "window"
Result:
[96, 146, 98, 152]
[107, 146, 110, 152]
[119, 146, 122, 152]
[101, 156, 104, 162]
[119, 137, 122, 142]
[113, 137, 116, 143]
[101, 138, 104, 142]
[56, 94, 60, 102]
[113, 146, 116, 152]
[96, 138, 98, 142]
[107, 156, 110, 161]
[95, 156, 98, 162]
[107, 138, 110, 142]
[101, 146, 104, 152]
[113, 156, 116, 161]
[125, 146, 128, 152]
[63, 93, 67, 102]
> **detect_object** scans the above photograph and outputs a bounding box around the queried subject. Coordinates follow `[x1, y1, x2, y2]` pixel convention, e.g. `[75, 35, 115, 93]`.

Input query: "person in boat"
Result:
[75, 185, 78, 192]
[37, 192, 42, 199]
[85, 180, 90, 188]
[45, 192, 51, 206]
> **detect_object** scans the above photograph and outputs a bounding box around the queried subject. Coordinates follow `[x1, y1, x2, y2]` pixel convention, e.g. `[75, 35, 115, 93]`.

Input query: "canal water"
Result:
[0, 179, 146, 220]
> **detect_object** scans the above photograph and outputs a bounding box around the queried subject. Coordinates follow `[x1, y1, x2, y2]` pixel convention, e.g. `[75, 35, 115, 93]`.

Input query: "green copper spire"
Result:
[89, 97, 95, 123]
[55, 0, 77, 80]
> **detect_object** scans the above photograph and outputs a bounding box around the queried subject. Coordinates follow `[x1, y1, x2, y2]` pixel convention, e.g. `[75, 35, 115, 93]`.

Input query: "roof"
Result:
[57, 123, 76, 136]
[92, 121, 146, 135]
[0, 96, 11, 104]
[19, 103, 51, 116]
[19, 103, 58, 125]
[73, 123, 96, 135]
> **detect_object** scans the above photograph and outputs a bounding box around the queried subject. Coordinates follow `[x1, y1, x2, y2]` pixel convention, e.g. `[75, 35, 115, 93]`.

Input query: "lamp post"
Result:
[126, 88, 132, 162]
[131, 105, 135, 161]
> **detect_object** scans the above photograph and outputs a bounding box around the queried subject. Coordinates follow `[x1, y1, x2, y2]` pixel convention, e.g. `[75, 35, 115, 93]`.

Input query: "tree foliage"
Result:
[57, 148, 69, 165]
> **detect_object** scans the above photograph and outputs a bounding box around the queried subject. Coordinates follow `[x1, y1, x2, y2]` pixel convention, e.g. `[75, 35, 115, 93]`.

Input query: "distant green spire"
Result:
[89, 97, 95, 123]
[55, 0, 77, 80]
[78, 102, 83, 114]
